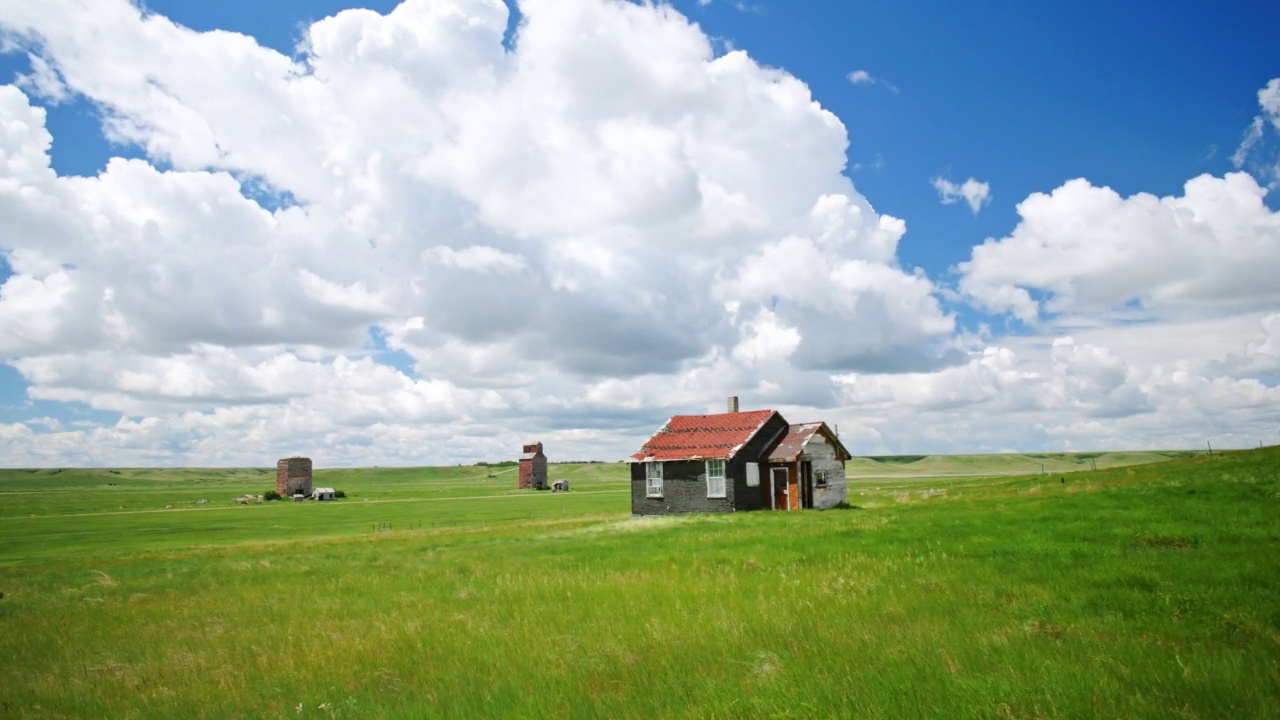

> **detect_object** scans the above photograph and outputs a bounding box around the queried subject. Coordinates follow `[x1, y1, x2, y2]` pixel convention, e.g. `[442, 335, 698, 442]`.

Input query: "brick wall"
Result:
[630, 412, 789, 516]
[276, 457, 313, 497]
[631, 459, 735, 515]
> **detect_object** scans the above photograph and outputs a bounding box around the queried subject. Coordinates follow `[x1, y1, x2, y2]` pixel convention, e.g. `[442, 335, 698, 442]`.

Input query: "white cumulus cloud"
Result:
[0, 0, 1276, 467]
[958, 172, 1280, 325]
[0, 0, 958, 465]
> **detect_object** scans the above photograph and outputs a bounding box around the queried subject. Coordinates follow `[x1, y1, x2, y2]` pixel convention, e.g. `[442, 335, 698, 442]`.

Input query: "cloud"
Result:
[931, 176, 991, 214]
[846, 69, 897, 94]
[688, 0, 762, 12]
[0, 0, 957, 464]
[0, 0, 1276, 467]
[834, 324, 1280, 454]
[1233, 77, 1280, 184]
[422, 246, 527, 275]
[13, 53, 70, 104]
[1261, 79, 1280, 127]
[1232, 116, 1265, 169]
[958, 172, 1280, 325]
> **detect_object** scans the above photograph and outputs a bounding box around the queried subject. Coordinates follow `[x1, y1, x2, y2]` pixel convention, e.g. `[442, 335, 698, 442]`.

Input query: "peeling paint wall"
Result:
[805, 436, 848, 509]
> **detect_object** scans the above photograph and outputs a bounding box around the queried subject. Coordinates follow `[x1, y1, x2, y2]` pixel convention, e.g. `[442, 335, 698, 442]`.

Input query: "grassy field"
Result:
[847, 450, 1205, 478]
[0, 450, 1277, 718]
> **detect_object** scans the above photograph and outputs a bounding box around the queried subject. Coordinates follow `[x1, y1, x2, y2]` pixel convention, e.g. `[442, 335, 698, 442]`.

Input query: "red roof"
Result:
[631, 410, 779, 461]
[768, 422, 851, 462]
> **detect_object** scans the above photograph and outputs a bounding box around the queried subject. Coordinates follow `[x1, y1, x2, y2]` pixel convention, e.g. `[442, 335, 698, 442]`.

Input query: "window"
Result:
[706, 459, 726, 498]
[646, 462, 663, 497]
[815, 470, 828, 487]
[745, 462, 760, 487]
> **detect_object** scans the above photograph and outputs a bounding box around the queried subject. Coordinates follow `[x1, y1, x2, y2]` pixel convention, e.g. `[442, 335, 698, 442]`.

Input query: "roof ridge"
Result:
[631, 409, 783, 462]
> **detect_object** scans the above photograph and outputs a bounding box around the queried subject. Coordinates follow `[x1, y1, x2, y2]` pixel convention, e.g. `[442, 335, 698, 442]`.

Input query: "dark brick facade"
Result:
[631, 412, 788, 516]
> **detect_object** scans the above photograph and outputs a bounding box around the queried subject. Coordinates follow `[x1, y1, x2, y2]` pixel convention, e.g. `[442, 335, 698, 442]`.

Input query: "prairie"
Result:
[0, 449, 1277, 718]
[846, 449, 1203, 478]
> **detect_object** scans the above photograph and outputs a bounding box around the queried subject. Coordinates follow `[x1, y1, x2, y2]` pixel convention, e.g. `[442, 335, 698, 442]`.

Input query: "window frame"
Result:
[645, 461, 664, 498]
[815, 470, 828, 487]
[705, 458, 726, 499]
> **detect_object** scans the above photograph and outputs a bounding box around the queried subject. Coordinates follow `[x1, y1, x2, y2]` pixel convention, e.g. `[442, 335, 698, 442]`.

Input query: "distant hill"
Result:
[847, 450, 1205, 478]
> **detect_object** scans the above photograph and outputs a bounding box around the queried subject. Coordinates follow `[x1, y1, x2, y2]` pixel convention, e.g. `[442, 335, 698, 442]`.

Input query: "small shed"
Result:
[552, 479, 569, 492]
[519, 442, 548, 490]
[276, 456, 313, 498]
[766, 422, 851, 510]
[312, 487, 336, 501]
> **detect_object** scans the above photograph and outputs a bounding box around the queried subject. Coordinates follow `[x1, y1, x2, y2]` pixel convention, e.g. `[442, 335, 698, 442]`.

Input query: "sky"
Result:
[0, 0, 1277, 467]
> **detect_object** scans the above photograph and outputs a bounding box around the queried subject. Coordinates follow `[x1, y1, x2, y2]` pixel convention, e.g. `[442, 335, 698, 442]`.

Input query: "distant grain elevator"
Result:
[276, 457, 313, 498]
[519, 442, 548, 490]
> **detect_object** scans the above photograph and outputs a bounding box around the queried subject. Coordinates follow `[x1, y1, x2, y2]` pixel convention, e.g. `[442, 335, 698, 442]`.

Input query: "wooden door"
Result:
[771, 467, 789, 511]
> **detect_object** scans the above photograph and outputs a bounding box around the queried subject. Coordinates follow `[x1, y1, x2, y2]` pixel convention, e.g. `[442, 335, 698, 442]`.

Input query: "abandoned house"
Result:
[767, 421, 852, 510]
[519, 442, 548, 490]
[629, 397, 850, 515]
[276, 457, 313, 499]
[311, 487, 336, 501]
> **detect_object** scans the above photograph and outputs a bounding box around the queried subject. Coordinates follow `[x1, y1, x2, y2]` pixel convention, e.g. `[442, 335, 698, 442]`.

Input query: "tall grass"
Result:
[0, 451, 1277, 717]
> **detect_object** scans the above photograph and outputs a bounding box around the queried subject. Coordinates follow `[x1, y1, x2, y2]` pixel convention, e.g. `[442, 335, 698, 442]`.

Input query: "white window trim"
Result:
[815, 470, 828, 487]
[706, 459, 726, 499]
[646, 461, 663, 498]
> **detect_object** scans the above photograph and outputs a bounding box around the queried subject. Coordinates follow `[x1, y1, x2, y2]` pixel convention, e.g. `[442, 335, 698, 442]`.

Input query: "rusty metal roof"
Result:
[631, 410, 779, 461]
[768, 422, 851, 462]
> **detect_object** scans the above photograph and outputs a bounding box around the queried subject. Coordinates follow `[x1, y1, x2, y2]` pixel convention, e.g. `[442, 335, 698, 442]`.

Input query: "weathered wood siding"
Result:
[805, 435, 848, 509]
[519, 455, 547, 489]
[276, 457, 312, 498]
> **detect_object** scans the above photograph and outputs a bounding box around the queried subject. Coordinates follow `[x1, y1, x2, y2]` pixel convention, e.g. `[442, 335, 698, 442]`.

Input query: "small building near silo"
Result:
[628, 396, 850, 515]
[276, 457, 313, 499]
[519, 442, 548, 490]
[312, 487, 336, 501]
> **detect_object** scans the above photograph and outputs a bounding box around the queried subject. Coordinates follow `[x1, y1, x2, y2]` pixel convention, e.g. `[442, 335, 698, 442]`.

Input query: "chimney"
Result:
[727, 396, 739, 413]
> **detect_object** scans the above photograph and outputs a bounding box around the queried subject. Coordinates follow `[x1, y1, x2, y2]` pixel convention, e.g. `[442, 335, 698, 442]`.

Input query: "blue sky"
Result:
[15, 1, 1277, 266]
[0, 0, 1278, 465]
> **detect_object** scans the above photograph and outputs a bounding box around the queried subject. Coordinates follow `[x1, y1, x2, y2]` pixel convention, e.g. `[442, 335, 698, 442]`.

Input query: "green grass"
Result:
[847, 449, 1202, 478]
[1, 450, 1277, 718]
